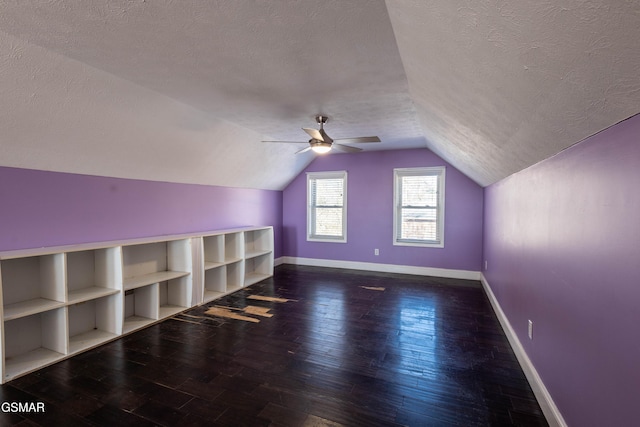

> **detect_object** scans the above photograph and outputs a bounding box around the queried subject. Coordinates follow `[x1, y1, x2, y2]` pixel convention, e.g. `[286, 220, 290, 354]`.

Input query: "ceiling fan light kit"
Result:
[263, 115, 381, 155]
[310, 140, 332, 154]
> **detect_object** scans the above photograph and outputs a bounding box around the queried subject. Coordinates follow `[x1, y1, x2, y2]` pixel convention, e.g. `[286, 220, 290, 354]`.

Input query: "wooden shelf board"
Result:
[123, 270, 190, 291]
[203, 290, 225, 303]
[122, 315, 156, 334]
[226, 284, 244, 294]
[69, 329, 118, 354]
[204, 284, 226, 294]
[244, 272, 271, 287]
[3, 298, 65, 321]
[159, 305, 187, 319]
[204, 261, 225, 270]
[67, 287, 119, 305]
[245, 249, 272, 259]
[224, 257, 243, 265]
[4, 347, 65, 381]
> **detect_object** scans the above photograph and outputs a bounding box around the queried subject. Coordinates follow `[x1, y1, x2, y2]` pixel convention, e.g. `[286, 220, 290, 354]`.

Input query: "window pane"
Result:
[314, 179, 344, 206]
[401, 175, 438, 207]
[314, 207, 343, 236]
[400, 208, 437, 241]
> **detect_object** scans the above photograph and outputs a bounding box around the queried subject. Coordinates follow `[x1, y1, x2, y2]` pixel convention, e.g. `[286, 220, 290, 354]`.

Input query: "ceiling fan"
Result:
[262, 115, 381, 154]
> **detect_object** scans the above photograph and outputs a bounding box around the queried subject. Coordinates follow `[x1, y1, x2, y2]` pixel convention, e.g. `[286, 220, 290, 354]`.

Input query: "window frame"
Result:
[307, 170, 348, 243]
[393, 166, 445, 248]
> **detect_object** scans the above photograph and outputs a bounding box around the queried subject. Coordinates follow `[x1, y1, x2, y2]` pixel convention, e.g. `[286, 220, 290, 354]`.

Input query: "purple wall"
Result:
[282, 148, 483, 272]
[483, 114, 640, 427]
[0, 166, 283, 257]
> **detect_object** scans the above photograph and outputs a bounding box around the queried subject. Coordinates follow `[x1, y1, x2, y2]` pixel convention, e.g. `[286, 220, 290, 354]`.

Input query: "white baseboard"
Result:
[279, 256, 480, 280]
[274, 256, 285, 267]
[480, 274, 567, 427]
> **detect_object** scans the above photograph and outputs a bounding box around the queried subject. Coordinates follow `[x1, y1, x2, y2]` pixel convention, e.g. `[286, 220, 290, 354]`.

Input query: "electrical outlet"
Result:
[484, 260, 488, 270]
[374, 248, 379, 256]
[528, 320, 533, 339]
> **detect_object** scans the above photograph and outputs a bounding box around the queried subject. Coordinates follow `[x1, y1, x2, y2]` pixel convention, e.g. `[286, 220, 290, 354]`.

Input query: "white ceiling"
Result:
[0, 1, 638, 189]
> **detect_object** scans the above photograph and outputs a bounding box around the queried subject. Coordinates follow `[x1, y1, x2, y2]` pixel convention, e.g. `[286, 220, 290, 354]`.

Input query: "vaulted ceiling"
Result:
[0, 1, 638, 190]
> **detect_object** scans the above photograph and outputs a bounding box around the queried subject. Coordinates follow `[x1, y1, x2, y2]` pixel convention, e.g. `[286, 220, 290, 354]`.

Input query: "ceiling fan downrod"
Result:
[316, 115, 328, 128]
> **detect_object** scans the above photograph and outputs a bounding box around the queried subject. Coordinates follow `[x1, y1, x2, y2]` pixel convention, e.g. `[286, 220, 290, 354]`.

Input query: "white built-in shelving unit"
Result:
[198, 228, 273, 304]
[0, 226, 273, 383]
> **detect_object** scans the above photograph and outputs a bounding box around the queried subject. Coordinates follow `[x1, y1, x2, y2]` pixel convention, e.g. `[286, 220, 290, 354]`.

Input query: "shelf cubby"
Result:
[122, 284, 158, 334]
[66, 248, 120, 304]
[4, 308, 67, 381]
[1, 254, 65, 321]
[244, 253, 273, 287]
[203, 235, 225, 269]
[121, 239, 192, 291]
[158, 278, 191, 318]
[68, 294, 119, 354]
[203, 266, 226, 303]
[244, 228, 273, 259]
[224, 232, 243, 264]
[226, 260, 244, 293]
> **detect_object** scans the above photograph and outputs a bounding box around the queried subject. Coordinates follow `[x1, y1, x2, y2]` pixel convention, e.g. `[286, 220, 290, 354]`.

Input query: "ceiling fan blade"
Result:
[332, 144, 363, 153]
[333, 136, 381, 144]
[302, 127, 324, 141]
[262, 140, 307, 144]
[295, 146, 313, 154]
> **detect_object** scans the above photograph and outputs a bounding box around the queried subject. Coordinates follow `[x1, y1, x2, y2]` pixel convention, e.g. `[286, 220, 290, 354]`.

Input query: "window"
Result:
[394, 167, 445, 247]
[307, 171, 347, 242]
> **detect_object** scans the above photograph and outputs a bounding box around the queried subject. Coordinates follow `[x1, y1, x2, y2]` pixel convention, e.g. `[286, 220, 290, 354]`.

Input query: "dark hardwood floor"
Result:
[0, 265, 548, 426]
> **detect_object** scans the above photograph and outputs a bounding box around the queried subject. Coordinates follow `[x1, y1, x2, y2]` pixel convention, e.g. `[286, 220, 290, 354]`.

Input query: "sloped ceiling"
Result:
[387, 0, 640, 185]
[0, 1, 638, 189]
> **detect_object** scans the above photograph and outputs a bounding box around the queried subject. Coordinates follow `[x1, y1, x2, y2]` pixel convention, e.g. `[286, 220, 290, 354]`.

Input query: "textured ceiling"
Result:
[0, 1, 638, 189]
[387, 0, 640, 185]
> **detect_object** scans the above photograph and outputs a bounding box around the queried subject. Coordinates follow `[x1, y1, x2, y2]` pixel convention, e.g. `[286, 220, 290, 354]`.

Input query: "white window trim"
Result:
[307, 171, 347, 243]
[393, 166, 445, 248]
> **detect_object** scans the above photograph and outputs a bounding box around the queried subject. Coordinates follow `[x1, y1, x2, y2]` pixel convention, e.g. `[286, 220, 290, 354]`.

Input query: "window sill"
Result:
[307, 237, 347, 243]
[393, 240, 444, 248]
